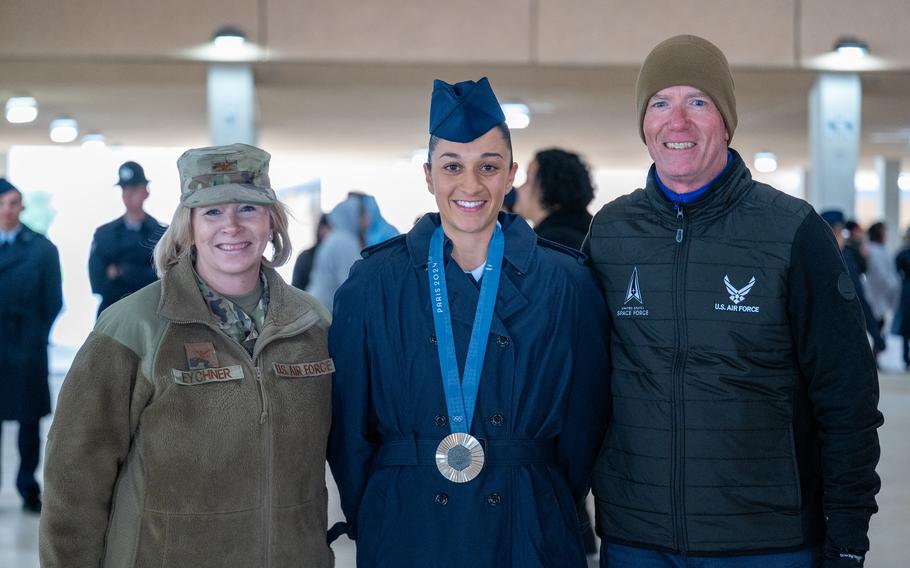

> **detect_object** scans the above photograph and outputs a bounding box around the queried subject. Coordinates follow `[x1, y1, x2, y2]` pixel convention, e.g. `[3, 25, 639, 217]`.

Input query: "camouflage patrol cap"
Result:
[177, 143, 277, 208]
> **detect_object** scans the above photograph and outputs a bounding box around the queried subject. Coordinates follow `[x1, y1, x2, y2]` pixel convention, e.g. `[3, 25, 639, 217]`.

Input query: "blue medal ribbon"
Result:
[427, 224, 504, 434]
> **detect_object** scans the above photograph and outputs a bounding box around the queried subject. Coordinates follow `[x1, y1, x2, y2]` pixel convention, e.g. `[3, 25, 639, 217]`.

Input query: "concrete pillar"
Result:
[207, 64, 257, 146]
[877, 156, 901, 252]
[808, 73, 861, 216]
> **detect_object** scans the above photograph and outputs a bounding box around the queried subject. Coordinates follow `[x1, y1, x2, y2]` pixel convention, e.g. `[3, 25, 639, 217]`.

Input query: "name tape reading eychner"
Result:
[172, 365, 245, 385]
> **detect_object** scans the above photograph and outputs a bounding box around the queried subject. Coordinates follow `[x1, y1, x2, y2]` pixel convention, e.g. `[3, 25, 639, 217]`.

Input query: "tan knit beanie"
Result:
[635, 34, 737, 143]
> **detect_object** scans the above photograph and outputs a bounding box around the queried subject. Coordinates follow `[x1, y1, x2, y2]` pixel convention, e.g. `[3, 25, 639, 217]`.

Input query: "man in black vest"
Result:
[584, 35, 882, 567]
[88, 161, 165, 315]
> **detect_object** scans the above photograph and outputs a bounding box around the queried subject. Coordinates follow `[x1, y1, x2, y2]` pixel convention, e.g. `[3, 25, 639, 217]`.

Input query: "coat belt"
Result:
[375, 437, 557, 468]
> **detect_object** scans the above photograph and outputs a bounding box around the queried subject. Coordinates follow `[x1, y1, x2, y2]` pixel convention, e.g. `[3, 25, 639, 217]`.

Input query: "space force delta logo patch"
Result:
[616, 266, 649, 318]
[715, 275, 760, 313]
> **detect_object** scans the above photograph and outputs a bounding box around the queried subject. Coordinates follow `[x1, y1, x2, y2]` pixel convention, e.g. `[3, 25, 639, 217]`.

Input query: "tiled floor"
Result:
[2, 350, 907, 567]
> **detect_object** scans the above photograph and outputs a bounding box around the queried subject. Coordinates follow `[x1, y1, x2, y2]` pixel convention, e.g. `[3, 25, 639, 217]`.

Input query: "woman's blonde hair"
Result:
[153, 202, 293, 276]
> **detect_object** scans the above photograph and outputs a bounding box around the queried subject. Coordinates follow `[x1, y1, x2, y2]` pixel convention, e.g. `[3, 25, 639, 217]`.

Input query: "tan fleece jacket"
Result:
[39, 255, 334, 567]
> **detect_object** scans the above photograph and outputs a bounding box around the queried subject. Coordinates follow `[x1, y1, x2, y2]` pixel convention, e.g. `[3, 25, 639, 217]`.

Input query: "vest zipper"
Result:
[676, 204, 685, 243]
[256, 366, 268, 424]
[255, 357, 273, 568]
[671, 204, 690, 551]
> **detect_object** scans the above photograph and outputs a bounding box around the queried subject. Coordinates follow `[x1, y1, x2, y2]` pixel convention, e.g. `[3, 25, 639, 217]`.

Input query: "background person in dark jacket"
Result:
[513, 147, 595, 250]
[822, 211, 885, 357]
[844, 219, 868, 275]
[0, 178, 63, 513]
[88, 161, 165, 315]
[291, 213, 330, 290]
[894, 229, 910, 370]
[584, 35, 882, 567]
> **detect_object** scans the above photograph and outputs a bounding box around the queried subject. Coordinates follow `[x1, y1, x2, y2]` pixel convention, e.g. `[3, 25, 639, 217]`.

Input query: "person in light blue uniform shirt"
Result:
[327, 77, 611, 567]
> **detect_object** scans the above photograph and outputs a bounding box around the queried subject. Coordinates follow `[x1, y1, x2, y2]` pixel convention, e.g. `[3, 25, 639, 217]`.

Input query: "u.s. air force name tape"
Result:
[273, 359, 335, 378]
[172, 365, 244, 385]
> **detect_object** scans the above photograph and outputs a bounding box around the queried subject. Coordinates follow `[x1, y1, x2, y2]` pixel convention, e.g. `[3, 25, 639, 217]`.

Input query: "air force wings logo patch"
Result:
[716, 275, 760, 313]
[724, 275, 756, 305]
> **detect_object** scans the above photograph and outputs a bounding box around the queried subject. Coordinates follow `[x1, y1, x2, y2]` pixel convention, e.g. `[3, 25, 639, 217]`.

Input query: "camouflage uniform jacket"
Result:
[194, 269, 270, 355]
[40, 253, 335, 568]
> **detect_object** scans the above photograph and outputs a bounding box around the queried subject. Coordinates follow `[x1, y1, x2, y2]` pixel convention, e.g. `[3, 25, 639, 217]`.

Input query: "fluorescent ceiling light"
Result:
[49, 118, 78, 143]
[501, 103, 530, 130]
[5, 96, 38, 124]
[753, 151, 778, 173]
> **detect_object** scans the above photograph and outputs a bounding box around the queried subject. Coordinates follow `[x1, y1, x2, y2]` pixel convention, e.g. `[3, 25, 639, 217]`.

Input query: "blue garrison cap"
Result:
[820, 209, 846, 227]
[0, 178, 18, 196]
[429, 77, 506, 143]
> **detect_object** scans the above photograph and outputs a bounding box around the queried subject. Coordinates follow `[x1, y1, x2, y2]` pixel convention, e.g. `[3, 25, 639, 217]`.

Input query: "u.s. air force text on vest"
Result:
[273, 359, 335, 378]
[715, 275, 761, 313]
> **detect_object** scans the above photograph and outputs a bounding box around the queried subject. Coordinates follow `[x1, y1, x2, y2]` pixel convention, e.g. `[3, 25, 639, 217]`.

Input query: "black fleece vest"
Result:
[587, 153, 820, 554]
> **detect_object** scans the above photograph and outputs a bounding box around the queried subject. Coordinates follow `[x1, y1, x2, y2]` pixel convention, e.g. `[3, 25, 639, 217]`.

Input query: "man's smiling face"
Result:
[643, 85, 729, 194]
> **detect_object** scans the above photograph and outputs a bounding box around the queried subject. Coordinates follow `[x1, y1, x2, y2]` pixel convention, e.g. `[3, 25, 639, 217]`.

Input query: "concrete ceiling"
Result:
[1, 0, 908, 173]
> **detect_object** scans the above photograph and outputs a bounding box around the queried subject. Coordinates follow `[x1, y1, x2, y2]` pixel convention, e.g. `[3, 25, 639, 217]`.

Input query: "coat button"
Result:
[435, 493, 448, 506]
[495, 335, 510, 347]
[489, 413, 504, 427]
[486, 493, 502, 506]
[430, 333, 437, 345]
[434, 415, 448, 427]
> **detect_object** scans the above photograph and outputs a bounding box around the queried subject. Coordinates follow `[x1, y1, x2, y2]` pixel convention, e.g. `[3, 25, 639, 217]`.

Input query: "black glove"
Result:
[822, 543, 865, 567]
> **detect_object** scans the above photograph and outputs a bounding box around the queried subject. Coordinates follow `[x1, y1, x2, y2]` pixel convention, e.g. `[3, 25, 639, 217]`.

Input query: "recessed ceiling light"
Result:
[81, 132, 106, 149]
[213, 26, 246, 50]
[5, 96, 38, 124]
[834, 37, 869, 60]
[753, 151, 778, 173]
[501, 103, 530, 130]
[49, 118, 78, 143]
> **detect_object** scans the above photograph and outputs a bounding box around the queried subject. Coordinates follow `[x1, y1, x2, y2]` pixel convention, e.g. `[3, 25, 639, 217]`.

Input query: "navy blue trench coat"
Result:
[328, 213, 610, 567]
[0, 226, 63, 421]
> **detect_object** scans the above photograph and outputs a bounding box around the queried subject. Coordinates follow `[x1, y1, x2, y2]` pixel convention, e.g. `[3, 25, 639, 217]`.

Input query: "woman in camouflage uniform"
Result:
[41, 143, 335, 568]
